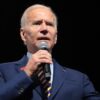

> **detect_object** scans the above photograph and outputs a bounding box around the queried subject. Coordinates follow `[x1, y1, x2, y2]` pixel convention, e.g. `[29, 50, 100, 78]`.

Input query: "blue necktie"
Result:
[37, 65, 52, 98]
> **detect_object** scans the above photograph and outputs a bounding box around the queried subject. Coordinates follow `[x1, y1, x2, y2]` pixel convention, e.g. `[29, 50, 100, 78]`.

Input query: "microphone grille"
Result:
[38, 41, 48, 50]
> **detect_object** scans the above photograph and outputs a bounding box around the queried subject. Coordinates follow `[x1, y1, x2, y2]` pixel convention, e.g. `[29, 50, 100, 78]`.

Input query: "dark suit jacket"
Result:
[0, 55, 100, 100]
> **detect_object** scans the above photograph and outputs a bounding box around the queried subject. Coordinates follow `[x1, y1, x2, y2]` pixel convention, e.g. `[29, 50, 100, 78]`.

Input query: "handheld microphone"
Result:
[38, 41, 51, 80]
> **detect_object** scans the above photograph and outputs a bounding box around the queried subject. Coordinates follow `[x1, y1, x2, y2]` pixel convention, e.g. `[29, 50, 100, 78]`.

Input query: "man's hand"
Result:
[23, 50, 52, 77]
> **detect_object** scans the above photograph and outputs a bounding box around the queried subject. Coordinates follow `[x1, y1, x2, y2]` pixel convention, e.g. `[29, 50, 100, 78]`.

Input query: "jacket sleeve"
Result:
[0, 71, 33, 100]
[83, 74, 100, 100]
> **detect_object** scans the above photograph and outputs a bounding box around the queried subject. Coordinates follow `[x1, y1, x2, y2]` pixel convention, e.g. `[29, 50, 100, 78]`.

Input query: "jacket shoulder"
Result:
[0, 55, 27, 71]
[62, 66, 89, 82]
[0, 61, 17, 71]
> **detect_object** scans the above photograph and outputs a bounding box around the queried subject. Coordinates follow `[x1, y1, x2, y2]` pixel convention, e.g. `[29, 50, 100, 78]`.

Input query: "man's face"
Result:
[20, 7, 57, 52]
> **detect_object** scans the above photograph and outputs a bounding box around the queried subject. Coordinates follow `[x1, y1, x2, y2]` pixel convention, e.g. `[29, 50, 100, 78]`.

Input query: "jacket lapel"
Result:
[49, 60, 66, 99]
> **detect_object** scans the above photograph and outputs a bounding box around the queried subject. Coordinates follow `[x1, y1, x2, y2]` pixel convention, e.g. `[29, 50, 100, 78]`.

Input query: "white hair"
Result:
[20, 4, 58, 28]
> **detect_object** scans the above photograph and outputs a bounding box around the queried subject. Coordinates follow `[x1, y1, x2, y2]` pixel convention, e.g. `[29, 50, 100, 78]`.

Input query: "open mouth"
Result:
[37, 37, 50, 40]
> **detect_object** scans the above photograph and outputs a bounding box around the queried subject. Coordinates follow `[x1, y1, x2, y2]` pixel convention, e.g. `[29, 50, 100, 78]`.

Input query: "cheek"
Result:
[50, 35, 57, 45]
[25, 33, 35, 43]
[31, 26, 40, 32]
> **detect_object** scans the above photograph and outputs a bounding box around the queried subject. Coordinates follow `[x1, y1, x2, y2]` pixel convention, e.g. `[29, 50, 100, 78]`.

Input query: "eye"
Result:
[32, 21, 42, 25]
[46, 22, 54, 26]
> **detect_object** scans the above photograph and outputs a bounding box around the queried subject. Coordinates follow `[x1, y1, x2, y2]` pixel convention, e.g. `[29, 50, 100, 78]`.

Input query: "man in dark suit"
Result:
[0, 4, 100, 100]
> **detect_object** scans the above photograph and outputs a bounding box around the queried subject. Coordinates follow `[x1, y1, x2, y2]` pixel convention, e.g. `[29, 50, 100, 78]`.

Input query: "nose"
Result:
[40, 22, 48, 35]
[40, 30, 48, 35]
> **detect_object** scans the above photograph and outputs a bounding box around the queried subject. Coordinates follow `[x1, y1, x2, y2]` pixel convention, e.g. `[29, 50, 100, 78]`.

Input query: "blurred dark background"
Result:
[0, 0, 100, 92]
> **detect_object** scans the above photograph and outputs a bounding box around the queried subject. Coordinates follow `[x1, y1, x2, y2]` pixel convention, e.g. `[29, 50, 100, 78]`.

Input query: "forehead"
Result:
[26, 8, 55, 22]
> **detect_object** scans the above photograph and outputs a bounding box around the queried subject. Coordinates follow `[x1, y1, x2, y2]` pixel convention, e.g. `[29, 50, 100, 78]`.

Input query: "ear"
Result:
[20, 28, 27, 45]
[54, 34, 57, 44]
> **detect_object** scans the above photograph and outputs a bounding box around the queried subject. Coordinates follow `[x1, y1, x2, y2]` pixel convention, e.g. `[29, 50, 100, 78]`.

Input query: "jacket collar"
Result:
[14, 55, 28, 72]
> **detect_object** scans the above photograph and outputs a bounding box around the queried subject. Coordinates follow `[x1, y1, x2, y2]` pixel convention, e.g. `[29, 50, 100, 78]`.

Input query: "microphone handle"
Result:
[43, 63, 51, 80]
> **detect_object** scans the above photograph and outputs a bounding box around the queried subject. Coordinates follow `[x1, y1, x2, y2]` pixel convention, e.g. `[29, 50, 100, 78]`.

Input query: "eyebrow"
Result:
[32, 20, 54, 26]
